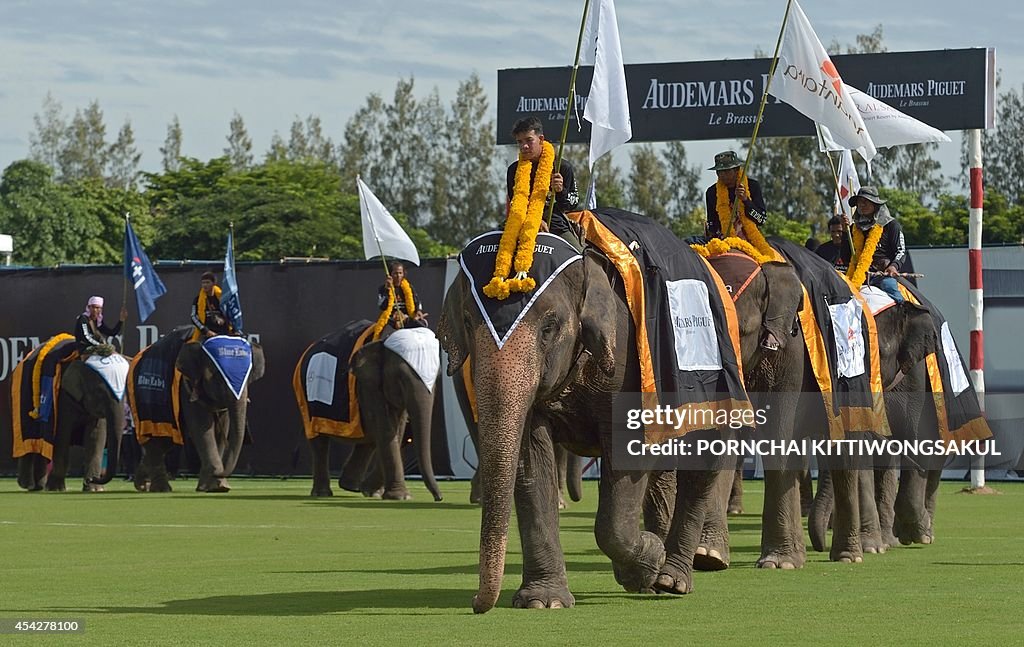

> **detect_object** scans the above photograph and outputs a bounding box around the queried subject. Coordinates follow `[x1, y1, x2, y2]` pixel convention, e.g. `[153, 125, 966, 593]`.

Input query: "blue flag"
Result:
[221, 230, 243, 333]
[124, 219, 167, 322]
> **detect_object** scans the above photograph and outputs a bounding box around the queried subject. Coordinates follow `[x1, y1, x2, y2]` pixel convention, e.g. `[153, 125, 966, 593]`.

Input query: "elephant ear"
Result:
[896, 302, 937, 374]
[350, 342, 385, 392]
[59, 362, 88, 404]
[176, 341, 208, 379]
[578, 253, 617, 376]
[438, 276, 471, 377]
[249, 342, 266, 383]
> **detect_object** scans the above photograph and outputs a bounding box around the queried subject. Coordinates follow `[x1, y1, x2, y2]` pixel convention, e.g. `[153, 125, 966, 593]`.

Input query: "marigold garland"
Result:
[484, 140, 555, 299]
[372, 286, 395, 341]
[190, 284, 224, 342]
[714, 172, 775, 263]
[846, 224, 883, 288]
[690, 236, 771, 264]
[399, 278, 416, 316]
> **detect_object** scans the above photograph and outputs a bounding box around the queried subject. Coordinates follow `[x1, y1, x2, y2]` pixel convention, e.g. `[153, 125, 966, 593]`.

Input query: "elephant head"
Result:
[873, 302, 937, 389]
[176, 339, 266, 489]
[438, 254, 617, 613]
[55, 359, 126, 486]
[350, 340, 443, 501]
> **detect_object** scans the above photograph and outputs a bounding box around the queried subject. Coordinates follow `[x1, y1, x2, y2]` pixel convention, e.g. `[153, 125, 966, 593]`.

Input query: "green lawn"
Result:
[0, 477, 1020, 646]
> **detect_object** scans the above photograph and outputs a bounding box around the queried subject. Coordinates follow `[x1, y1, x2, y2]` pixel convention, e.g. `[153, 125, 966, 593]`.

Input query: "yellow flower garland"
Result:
[846, 224, 883, 288]
[372, 287, 395, 341]
[484, 140, 555, 299]
[399, 278, 416, 316]
[690, 236, 770, 264]
[29, 333, 75, 419]
[714, 173, 775, 264]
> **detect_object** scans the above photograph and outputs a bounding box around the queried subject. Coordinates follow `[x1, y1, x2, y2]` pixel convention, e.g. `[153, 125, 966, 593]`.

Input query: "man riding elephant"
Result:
[75, 295, 126, 352]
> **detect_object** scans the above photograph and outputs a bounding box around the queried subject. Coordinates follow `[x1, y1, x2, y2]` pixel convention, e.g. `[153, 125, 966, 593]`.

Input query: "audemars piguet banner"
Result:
[497, 48, 995, 144]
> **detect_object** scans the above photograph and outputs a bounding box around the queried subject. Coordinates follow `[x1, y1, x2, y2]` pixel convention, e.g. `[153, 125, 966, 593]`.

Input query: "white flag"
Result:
[770, 0, 876, 161]
[581, 0, 631, 169]
[834, 148, 860, 223]
[357, 176, 420, 266]
[817, 83, 952, 152]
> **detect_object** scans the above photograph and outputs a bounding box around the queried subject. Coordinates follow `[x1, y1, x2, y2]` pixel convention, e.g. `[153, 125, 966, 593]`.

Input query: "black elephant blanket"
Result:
[896, 280, 992, 444]
[770, 237, 889, 440]
[568, 208, 753, 443]
[128, 326, 192, 446]
[293, 319, 374, 440]
[10, 335, 77, 459]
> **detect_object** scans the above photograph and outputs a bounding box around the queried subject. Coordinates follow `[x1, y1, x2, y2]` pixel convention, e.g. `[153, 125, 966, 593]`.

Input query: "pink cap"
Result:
[87, 296, 104, 307]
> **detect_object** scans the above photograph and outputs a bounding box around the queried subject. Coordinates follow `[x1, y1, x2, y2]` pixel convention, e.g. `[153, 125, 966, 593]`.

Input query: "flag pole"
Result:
[545, 0, 593, 230]
[730, 0, 794, 233]
[122, 212, 132, 355]
[823, 150, 858, 260]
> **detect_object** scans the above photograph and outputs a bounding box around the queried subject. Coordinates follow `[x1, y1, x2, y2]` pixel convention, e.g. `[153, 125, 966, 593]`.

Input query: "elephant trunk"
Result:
[411, 395, 442, 502]
[221, 397, 248, 477]
[89, 408, 122, 485]
[472, 368, 535, 614]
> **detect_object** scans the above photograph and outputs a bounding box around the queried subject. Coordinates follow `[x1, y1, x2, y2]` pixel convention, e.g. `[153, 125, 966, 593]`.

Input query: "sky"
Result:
[1, 0, 1021, 191]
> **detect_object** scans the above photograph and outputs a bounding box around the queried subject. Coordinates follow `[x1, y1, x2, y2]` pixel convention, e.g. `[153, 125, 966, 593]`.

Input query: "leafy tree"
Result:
[627, 144, 672, 224]
[339, 93, 386, 187]
[379, 78, 427, 226]
[29, 92, 66, 172]
[58, 100, 107, 183]
[871, 143, 944, 204]
[977, 83, 1024, 204]
[224, 111, 253, 171]
[106, 119, 142, 190]
[160, 115, 183, 173]
[760, 212, 813, 245]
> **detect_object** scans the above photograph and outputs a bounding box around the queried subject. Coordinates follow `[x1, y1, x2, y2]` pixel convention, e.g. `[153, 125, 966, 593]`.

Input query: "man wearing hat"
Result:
[75, 296, 127, 352]
[849, 186, 907, 303]
[704, 150, 767, 240]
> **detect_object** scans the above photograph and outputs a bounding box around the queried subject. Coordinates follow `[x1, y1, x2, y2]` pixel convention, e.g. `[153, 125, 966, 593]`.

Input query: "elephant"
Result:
[808, 298, 939, 552]
[135, 336, 265, 493]
[439, 222, 756, 613]
[301, 337, 443, 502]
[452, 361, 583, 507]
[15, 354, 125, 493]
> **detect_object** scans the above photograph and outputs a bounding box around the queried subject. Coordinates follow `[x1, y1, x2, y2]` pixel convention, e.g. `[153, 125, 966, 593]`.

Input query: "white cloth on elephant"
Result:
[859, 285, 897, 316]
[383, 327, 440, 392]
[827, 297, 866, 379]
[84, 354, 130, 401]
[305, 352, 339, 406]
[940, 321, 970, 396]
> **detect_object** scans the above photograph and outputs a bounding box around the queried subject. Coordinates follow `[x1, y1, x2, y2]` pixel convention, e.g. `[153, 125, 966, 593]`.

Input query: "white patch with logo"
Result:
[940, 322, 970, 396]
[859, 285, 896, 316]
[84, 354, 130, 401]
[305, 352, 338, 405]
[666, 279, 721, 371]
[384, 327, 441, 392]
[828, 298, 866, 379]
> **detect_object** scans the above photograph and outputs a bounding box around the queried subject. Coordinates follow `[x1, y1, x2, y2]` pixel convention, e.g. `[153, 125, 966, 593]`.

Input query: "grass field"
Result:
[1, 477, 1020, 646]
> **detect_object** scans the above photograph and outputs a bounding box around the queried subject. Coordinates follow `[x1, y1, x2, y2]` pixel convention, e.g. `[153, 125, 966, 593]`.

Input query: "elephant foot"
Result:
[196, 478, 231, 493]
[45, 478, 67, 492]
[382, 489, 412, 501]
[861, 533, 887, 555]
[557, 493, 567, 510]
[612, 532, 666, 594]
[512, 581, 575, 609]
[361, 487, 383, 498]
[653, 571, 693, 595]
[893, 517, 931, 546]
[310, 486, 334, 497]
[148, 480, 172, 493]
[726, 499, 743, 515]
[757, 549, 805, 570]
[829, 541, 864, 564]
[82, 481, 105, 493]
[880, 531, 899, 550]
[693, 545, 729, 571]
[337, 479, 361, 494]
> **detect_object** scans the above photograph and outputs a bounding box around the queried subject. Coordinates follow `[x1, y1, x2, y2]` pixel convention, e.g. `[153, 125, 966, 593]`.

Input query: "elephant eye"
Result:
[540, 316, 559, 342]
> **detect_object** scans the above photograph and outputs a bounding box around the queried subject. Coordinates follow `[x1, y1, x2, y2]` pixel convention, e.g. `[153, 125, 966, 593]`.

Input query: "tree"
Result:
[224, 111, 253, 171]
[160, 115, 183, 173]
[285, 115, 336, 165]
[871, 143, 944, 204]
[29, 93, 66, 171]
[58, 100, 107, 183]
[627, 144, 671, 224]
[339, 93, 387, 186]
[976, 83, 1024, 204]
[106, 119, 142, 190]
[379, 78, 427, 226]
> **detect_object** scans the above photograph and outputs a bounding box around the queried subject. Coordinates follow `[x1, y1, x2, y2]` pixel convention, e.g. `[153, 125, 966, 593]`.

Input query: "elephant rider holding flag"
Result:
[377, 261, 428, 330]
[190, 271, 235, 340]
[75, 296, 126, 354]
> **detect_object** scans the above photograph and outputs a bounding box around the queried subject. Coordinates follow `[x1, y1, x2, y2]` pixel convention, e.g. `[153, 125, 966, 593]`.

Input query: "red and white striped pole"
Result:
[968, 129, 986, 489]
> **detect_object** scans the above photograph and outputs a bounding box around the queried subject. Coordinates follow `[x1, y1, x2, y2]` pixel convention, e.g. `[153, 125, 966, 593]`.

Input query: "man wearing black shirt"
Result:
[704, 150, 767, 239]
[815, 216, 852, 272]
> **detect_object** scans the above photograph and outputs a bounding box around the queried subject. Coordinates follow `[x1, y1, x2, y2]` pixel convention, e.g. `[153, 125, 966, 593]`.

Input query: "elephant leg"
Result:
[924, 469, 940, 543]
[893, 468, 931, 545]
[829, 469, 864, 563]
[511, 417, 573, 609]
[808, 467, 833, 552]
[799, 469, 814, 517]
[308, 435, 332, 497]
[874, 467, 899, 549]
[596, 457, 663, 595]
[376, 415, 411, 500]
[758, 468, 807, 569]
[470, 469, 481, 505]
[727, 467, 744, 514]
[858, 467, 885, 554]
[554, 443, 569, 510]
[359, 451, 385, 498]
[642, 470, 676, 543]
[46, 413, 76, 492]
[140, 438, 174, 492]
[18, 454, 48, 491]
[338, 442, 373, 493]
[82, 420, 107, 492]
[191, 417, 230, 493]
[695, 468, 733, 571]
[656, 469, 717, 594]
